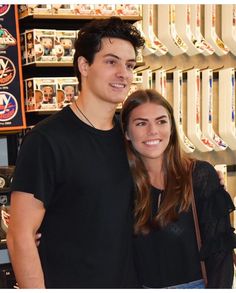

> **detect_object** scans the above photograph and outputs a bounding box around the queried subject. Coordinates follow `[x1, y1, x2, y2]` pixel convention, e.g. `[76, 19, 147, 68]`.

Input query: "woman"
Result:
[121, 89, 236, 288]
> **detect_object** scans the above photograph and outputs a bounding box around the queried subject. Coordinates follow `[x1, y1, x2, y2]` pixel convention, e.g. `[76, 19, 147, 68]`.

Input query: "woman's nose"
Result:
[147, 123, 158, 135]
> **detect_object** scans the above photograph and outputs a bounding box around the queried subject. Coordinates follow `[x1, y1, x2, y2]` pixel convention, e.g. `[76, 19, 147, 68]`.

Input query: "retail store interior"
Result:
[0, 4, 236, 288]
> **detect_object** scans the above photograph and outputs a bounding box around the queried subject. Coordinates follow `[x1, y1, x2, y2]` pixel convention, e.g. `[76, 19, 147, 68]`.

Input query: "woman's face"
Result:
[125, 102, 171, 164]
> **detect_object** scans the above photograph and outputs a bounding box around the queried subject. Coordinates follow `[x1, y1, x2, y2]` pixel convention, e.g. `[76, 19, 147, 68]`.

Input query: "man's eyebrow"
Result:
[103, 53, 136, 62]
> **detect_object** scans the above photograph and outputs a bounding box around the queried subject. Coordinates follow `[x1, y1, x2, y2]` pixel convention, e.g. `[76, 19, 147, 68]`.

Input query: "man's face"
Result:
[82, 37, 136, 106]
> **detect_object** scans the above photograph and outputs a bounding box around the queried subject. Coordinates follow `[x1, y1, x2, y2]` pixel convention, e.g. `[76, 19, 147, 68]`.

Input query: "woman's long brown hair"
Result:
[121, 89, 195, 234]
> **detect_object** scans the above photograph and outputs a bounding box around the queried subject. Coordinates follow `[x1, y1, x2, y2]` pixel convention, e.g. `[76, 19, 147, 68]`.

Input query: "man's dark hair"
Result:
[73, 17, 145, 90]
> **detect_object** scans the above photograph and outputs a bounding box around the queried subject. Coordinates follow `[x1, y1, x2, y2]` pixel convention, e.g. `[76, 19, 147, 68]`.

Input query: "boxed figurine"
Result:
[25, 29, 57, 64]
[57, 77, 79, 108]
[20, 32, 27, 65]
[115, 4, 141, 16]
[18, 4, 52, 18]
[25, 77, 58, 111]
[94, 4, 115, 16]
[52, 4, 75, 15]
[55, 30, 76, 62]
[73, 4, 94, 15]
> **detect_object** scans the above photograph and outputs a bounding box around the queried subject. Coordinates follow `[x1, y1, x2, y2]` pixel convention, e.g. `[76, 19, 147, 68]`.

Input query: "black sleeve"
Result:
[192, 161, 236, 288]
[11, 129, 56, 208]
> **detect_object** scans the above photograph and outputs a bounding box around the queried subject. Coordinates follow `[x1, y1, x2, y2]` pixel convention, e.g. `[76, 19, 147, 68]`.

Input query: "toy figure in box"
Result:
[55, 30, 76, 62]
[74, 4, 94, 15]
[116, 4, 140, 16]
[57, 85, 77, 108]
[35, 39, 44, 60]
[20, 33, 27, 65]
[41, 37, 53, 56]
[57, 78, 78, 108]
[94, 4, 115, 16]
[41, 85, 54, 104]
[26, 31, 34, 63]
[60, 38, 73, 56]
[54, 39, 64, 60]
[52, 4, 74, 15]
[63, 85, 75, 103]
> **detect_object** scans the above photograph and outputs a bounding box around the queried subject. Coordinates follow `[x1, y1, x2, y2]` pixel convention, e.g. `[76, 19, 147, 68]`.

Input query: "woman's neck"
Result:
[144, 159, 164, 190]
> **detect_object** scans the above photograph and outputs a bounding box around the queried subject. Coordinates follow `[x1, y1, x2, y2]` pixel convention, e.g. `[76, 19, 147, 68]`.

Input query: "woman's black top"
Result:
[134, 160, 236, 288]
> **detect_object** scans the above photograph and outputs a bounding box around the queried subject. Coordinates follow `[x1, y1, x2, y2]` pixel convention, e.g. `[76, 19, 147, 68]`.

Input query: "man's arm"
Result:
[7, 191, 46, 288]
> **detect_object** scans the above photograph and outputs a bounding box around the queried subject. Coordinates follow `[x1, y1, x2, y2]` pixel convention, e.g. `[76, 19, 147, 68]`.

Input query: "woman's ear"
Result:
[77, 56, 89, 77]
[125, 131, 131, 141]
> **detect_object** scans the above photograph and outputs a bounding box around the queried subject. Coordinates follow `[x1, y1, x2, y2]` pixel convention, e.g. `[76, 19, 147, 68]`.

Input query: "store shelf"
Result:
[19, 12, 142, 21]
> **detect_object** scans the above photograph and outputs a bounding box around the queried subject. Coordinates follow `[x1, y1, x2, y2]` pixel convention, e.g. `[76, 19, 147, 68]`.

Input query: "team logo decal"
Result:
[0, 25, 16, 50]
[0, 92, 18, 121]
[0, 5, 10, 16]
[0, 56, 16, 86]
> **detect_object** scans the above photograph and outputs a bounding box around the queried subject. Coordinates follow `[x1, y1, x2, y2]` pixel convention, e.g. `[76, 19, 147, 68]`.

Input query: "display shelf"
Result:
[19, 11, 142, 21]
[19, 13, 142, 31]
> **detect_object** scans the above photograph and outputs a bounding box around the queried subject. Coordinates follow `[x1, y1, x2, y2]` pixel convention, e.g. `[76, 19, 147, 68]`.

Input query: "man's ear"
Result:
[77, 56, 89, 77]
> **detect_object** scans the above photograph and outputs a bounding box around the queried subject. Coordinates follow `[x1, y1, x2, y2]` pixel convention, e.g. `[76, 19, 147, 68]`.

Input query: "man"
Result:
[7, 17, 144, 288]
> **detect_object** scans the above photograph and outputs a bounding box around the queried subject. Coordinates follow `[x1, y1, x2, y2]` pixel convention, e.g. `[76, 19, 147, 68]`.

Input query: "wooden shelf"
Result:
[19, 12, 142, 21]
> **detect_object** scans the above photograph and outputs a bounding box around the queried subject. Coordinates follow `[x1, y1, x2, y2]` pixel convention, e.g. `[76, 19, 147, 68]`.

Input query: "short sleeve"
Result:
[11, 130, 56, 208]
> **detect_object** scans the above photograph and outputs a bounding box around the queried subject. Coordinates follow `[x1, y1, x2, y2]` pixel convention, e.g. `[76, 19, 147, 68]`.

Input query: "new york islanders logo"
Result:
[0, 92, 18, 121]
[0, 5, 10, 16]
[0, 57, 16, 86]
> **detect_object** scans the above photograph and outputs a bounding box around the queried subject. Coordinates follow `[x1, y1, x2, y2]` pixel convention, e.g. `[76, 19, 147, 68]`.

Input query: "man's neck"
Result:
[72, 93, 118, 130]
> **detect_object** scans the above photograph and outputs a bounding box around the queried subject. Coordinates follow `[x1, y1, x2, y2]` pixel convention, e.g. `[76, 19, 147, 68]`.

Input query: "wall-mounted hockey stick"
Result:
[204, 4, 229, 56]
[218, 68, 236, 150]
[189, 4, 215, 56]
[221, 4, 236, 56]
[142, 5, 168, 56]
[157, 4, 188, 56]
[187, 68, 214, 152]
[201, 69, 228, 151]
[173, 70, 195, 153]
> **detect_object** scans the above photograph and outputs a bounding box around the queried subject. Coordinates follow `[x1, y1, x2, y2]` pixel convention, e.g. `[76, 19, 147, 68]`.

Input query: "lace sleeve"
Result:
[192, 160, 236, 288]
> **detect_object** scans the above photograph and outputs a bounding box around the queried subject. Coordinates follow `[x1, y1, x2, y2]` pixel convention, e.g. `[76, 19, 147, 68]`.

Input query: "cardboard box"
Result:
[25, 77, 58, 111]
[57, 77, 79, 108]
[25, 29, 57, 64]
[52, 4, 75, 15]
[55, 30, 76, 62]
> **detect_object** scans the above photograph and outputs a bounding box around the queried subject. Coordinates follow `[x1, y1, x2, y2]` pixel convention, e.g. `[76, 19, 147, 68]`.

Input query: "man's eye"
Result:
[107, 60, 115, 65]
[127, 64, 135, 70]
[136, 122, 146, 126]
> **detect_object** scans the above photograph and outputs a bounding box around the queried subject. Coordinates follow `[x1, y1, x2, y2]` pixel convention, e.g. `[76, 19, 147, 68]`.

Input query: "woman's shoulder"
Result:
[192, 160, 221, 199]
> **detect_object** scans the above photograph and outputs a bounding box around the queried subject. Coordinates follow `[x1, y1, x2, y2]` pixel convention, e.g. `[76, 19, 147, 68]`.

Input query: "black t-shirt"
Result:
[11, 106, 138, 288]
[134, 160, 236, 288]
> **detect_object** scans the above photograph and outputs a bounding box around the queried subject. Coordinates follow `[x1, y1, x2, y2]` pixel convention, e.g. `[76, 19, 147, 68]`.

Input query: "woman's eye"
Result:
[158, 119, 168, 125]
